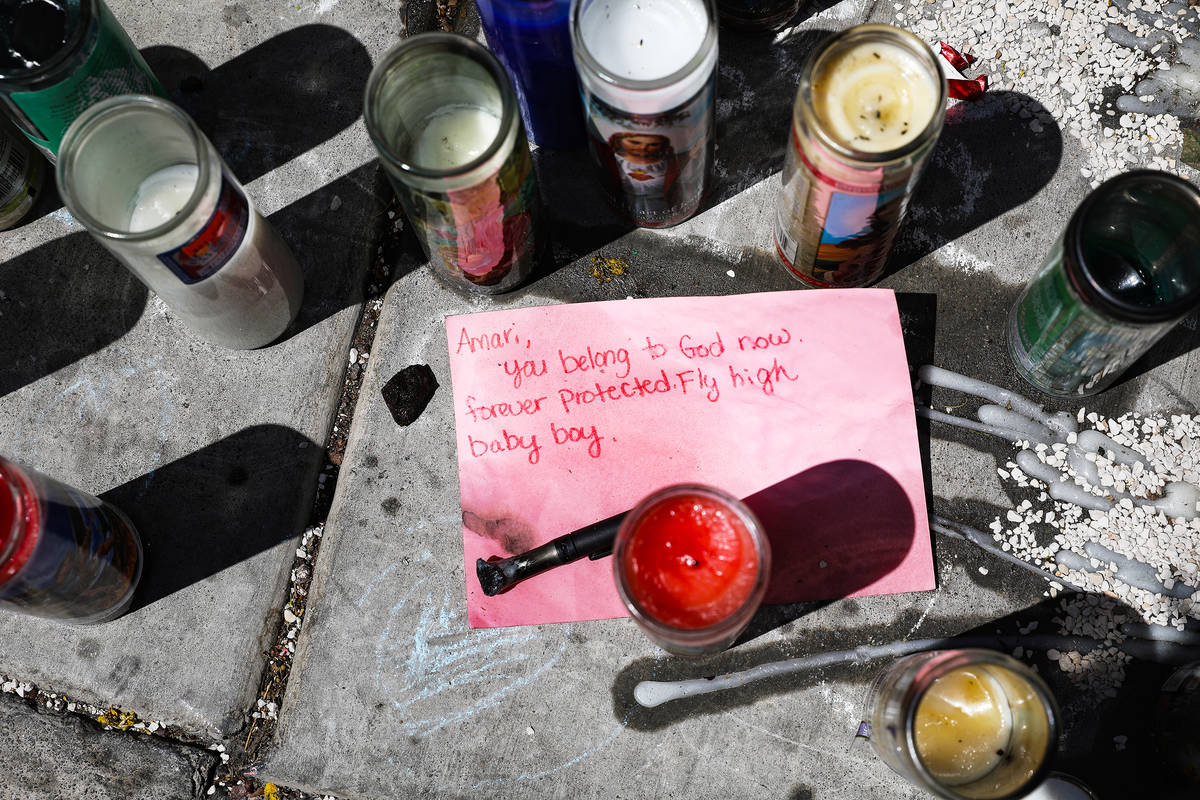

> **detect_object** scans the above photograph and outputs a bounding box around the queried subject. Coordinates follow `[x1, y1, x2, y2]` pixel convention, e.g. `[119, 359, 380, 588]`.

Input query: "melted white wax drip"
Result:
[917, 366, 1200, 522]
[920, 365, 1200, 609]
[633, 633, 1198, 709]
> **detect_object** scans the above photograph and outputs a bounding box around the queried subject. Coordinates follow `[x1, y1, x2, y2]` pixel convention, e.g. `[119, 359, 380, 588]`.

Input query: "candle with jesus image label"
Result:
[775, 25, 946, 288]
[613, 484, 769, 656]
[864, 649, 1058, 799]
[570, 0, 718, 228]
[365, 33, 540, 294]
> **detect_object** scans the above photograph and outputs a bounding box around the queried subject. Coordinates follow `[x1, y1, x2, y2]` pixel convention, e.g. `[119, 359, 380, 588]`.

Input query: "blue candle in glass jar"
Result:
[476, 0, 586, 150]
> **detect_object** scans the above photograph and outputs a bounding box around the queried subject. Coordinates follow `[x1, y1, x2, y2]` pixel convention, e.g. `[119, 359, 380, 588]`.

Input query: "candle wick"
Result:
[683, 555, 698, 567]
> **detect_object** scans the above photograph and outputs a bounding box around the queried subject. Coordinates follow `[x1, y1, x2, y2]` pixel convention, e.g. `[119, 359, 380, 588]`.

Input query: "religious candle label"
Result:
[402, 145, 538, 288]
[583, 79, 714, 228]
[155, 171, 249, 285]
[446, 289, 934, 628]
[775, 155, 913, 287]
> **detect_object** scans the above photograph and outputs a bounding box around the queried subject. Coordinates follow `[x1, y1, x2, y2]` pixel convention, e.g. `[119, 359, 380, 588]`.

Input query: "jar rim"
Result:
[569, 0, 718, 94]
[363, 32, 518, 181]
[0, 459, 39, 587]
[55, 94, 212, 242]
[1064, 169, 1200, 324]
[900, 649, 1060, 800]
[0, 0, 94, 86]
[613, 482, 770, 648]
[797, 24, 948, 165]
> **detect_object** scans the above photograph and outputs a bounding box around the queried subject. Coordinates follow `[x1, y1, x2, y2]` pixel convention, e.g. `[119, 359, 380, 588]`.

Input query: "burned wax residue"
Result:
[811, 41, 938, 153]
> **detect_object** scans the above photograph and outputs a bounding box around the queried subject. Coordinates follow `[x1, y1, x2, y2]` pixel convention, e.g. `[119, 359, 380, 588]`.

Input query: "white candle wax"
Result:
[575, 0, 716, 114]
[410, 106, 501, 171]
[812, 40, 939, 153]
[126, 164, 303, 350]
[129, 163, 197, 232]
[580, 0, 707, 81]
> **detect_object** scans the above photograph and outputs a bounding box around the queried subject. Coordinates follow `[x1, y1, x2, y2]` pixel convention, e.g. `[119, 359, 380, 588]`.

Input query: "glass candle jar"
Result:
[1007, 170, 1200, 397]
[0, 0, 163, 159]
[716, 0, 800, 32]
[864, 649, 1058, 799]
[476, 0, 586, 149]
[0, 117, 45, 231]
[364, 33, 541, 294]
[570, 0, 718, 228]
[774, 24, 946, 287]
[0, 455, 143, 624]
[56, 94, 304, 350]
[613, 483, 770, 656]
[1024, 774, 1099, 800]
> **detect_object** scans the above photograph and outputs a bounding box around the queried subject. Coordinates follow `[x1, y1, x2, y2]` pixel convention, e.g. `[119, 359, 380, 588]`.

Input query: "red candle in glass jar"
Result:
[614, 484, 770, 655]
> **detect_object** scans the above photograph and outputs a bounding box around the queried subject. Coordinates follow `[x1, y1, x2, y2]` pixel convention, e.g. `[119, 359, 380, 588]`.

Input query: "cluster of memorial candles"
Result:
[2, 0, 1199, 797]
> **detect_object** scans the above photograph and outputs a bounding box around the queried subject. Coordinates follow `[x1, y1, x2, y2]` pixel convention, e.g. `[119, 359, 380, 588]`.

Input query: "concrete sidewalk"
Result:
[1, 0, 1199, 797]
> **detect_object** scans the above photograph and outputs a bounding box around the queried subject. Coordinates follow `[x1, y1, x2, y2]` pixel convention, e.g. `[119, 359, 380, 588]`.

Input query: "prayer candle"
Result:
[58, 96, 305, 351]
[0, 455, 143, 623]
[1007, 170, 1200, 397]
[570, 0, 718, 228]
[475, 0, 585, 149]
[365, 34, 541, 294]
[865, 649, 1057, 799]
[613, 484, 769, 655]
[774, 24, 946, 288]
[0, 0, 163, 158]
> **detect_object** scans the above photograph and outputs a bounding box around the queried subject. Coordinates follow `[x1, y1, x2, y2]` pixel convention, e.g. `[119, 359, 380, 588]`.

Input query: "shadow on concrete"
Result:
[143, 25, 370, 188]
[709, 27, 833, 208]
[1109, 310, 1200, 403]
[886, 91, 1064, 278]
[104, 424, 319, 611]
[0, 232, 146, 399]
[267, 160, 409, 342]
[0, 26, 373, 399]
[612, 586, 1200, 798]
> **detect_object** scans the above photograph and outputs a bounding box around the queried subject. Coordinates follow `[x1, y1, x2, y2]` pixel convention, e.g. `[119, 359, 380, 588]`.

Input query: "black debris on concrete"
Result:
[381, 365, 439, 427]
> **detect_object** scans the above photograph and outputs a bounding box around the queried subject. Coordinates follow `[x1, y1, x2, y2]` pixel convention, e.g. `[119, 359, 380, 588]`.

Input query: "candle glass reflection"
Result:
[864, 649, 1058, 799]
[57, 95, 304, 350]
[716, 0, 800, 32]
[365, 33, 541, 294]
[613, 483, 770, 656]
[0, 455, 143, 624]
[570, 0, 718, 228]
[774, 24, 946, 287]
[476, 0, 586, 149]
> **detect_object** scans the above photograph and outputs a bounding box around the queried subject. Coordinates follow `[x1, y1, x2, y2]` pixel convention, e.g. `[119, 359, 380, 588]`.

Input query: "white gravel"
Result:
[893, 0, 1199, 186]
[988, 409, 1200, 691]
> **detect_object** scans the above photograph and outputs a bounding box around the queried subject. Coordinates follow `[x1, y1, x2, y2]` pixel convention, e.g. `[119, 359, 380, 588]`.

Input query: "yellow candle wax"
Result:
[811, 39, 939, 153]
[912, 666, 1013, 786]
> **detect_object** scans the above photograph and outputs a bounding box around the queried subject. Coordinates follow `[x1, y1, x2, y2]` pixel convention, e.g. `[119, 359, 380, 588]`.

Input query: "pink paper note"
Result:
[446, 289, 933, 629]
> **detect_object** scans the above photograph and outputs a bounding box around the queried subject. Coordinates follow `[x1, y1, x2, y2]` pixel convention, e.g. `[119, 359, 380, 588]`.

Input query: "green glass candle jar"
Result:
[1007, 170, 1200, 396]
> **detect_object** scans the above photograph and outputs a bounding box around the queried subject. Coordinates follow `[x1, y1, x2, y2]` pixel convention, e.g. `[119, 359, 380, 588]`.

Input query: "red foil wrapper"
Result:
[939, 41, 976, 71]
[948, 75, 988, 100]
[939, 42, 987, 101]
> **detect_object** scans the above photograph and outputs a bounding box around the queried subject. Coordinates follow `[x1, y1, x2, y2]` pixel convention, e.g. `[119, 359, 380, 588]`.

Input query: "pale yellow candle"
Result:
[912, 666, 1013, 785]
[812, 40, 939, 153]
